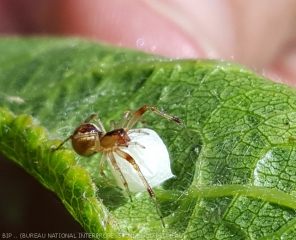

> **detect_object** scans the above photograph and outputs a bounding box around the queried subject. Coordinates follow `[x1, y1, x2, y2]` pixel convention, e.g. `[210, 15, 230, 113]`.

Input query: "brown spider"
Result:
[55, 105, 182, 227]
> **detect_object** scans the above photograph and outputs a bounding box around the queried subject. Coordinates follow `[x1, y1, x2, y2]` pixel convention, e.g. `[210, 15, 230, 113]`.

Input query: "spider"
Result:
[55, 105, 182, 227]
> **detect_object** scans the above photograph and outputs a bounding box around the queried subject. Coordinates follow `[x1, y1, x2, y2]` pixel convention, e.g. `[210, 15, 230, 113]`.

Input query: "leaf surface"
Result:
[1, 38, 296, 239]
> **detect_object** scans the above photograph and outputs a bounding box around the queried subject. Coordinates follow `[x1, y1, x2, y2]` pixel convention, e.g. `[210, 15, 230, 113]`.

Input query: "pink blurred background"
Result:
[1, 0, 296, 85]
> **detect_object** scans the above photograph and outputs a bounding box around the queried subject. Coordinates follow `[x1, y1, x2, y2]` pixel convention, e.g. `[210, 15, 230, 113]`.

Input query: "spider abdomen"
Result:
[71, 123, 102, 156]
[72, 135, 97, 156]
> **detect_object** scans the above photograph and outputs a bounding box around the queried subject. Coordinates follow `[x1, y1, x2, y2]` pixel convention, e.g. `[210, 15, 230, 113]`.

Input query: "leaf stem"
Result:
[159, 185, 296, 210]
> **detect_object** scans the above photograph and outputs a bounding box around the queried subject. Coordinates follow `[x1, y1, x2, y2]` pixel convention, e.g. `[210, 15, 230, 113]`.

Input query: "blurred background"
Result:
[1, 0, 296, 85]
[1, 0, 296, 235]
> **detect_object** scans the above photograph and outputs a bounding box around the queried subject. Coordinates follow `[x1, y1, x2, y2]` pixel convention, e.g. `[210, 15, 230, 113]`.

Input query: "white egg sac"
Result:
[107, 128, 174, 192]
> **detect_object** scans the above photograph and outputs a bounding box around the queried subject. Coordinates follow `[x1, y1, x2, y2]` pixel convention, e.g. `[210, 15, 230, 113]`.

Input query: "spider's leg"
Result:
[85, 114, 106, 133]
[99, 153, 117, 188]
[54, 132, 99, 151]
[126, 141, 145, 149]
[128, 129, 149, 135]
[107, 151, 133, 202]
[125, 105, 181, 131]
[109, 120, 116, 130]
[54, 135, 73, 150]
[117, 109, 146, 129]
[114, 149, 165, 228]
[116, 110, 134, 128]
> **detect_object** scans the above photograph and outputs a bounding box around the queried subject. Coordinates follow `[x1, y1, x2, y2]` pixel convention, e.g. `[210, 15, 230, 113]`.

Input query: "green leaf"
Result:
[1, 38, 296, 239]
